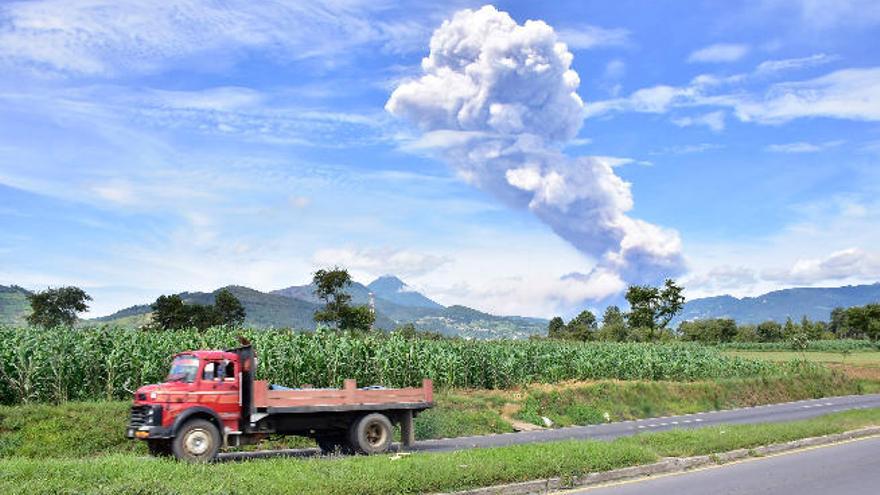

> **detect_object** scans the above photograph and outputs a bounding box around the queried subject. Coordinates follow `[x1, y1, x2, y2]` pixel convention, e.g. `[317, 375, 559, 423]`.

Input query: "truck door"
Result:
[200, 359, 241, 428]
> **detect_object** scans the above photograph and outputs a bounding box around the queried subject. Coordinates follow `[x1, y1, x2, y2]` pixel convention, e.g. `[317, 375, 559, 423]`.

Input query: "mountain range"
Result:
[671, 283, 880, 326]
[3, 279, 880, 337]
[90, 276, 548, 339]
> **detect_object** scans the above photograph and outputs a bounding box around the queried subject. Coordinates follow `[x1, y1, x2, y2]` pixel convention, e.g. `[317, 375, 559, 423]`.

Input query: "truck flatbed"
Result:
[253, 378, 433, 413]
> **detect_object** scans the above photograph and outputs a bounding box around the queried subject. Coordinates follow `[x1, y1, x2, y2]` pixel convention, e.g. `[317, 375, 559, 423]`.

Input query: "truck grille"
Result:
[129, 405, 151, 426]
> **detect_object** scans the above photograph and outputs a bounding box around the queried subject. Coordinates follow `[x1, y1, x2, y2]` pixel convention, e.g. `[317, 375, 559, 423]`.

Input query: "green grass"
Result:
[1, 408, 878, 495]
[515, 363, 861, 427]
[725, 350, 880, 366]
[0, 365, 861, 460]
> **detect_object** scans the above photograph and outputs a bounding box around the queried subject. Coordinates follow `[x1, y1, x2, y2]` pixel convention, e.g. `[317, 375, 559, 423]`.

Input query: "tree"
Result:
[624, 279, 685, 340]
[312, 267, 374, 330]
[679, 318, 737, 343]
[149, 289, 247, 331]
[214, 289, 246, 327]
[567, 310, 598, 341]
[597, 305, 628, 341]
[339, 305, 376, 332]
[26, 286, 92, 328]
[150, 294, 188, 330]
[547, 316, 565, 338]
[756, 321, 783, 342]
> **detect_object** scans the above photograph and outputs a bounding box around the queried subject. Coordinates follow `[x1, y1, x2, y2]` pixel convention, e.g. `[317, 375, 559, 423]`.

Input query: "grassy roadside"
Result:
[0, 367, 863, 459]
[1, 408, 879, 495]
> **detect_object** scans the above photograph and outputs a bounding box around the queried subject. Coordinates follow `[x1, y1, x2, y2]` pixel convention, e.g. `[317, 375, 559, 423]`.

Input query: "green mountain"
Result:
[674, 283, 880, 325]
[0, 285, 31, 325]
[94, 278, 547, 339]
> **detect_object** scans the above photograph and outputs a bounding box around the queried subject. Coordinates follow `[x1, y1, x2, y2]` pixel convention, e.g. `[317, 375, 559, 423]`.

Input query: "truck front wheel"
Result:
[172, 419, 221, 462]
[349, 413, 393, 454]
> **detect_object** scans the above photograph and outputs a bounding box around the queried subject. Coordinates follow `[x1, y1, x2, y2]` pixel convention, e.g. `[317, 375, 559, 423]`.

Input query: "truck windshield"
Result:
[167, 356, 200, 383]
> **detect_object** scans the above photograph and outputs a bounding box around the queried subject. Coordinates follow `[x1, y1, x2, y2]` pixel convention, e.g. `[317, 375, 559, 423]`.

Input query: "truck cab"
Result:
[127, 344, 432, 462]
[127, 349, 247, 459]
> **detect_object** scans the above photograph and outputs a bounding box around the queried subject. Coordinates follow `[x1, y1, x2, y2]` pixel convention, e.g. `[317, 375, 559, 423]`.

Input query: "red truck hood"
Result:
[135, 382, 191, 401]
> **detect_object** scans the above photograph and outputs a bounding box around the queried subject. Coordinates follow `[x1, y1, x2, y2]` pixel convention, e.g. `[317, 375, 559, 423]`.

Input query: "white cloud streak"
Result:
[0, 0, 455, 76]
[687, 43, 750, 63]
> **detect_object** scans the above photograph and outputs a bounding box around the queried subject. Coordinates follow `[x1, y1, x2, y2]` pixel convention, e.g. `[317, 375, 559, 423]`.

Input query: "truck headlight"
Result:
[150, 391, 158, 400]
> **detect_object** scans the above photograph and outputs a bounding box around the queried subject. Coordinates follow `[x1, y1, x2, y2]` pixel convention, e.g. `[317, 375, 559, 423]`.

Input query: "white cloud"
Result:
[755, 53, 837, 74]
[684, 194, 880, 299]
[731, 68, 880, 123]
[651, 143, 724, 155]
[387, 6, 684, 301]
[556, 25, 630, 50]
[766, 0, 880, 29]
[587, 67, 880, 125]
[763, 248, 880, 284]
[0, 0, 453, 76]
[672, 111, 726, 131]
[765, 140, 843, 153]
[312, 247, 451, 279]
[687, 43, 749, 63]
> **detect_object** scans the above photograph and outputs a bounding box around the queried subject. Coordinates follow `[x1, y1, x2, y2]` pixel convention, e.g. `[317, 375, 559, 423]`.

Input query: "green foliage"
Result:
[213, 288, 246, 327]
[312, 267, 375, 330]
[830, 304, 880, 340]
[547, 316, 565, 338]
[0, 326, 781, 404]
[548, 311, 597, 341]
[756, 321, 784, 342]
[718, 339, 880, 352]
[679, 318, 738, 343]
[625, 279, 685, 339]
[149, 290, 247, 331]
[25, 287, 91, 328]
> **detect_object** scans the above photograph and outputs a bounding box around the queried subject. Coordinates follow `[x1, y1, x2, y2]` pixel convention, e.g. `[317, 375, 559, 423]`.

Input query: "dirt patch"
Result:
[829, 364, 880, 381]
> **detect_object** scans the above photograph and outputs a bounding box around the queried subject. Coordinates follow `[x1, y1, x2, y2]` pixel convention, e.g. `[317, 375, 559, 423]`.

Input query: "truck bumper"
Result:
[126, 425, 172, 440]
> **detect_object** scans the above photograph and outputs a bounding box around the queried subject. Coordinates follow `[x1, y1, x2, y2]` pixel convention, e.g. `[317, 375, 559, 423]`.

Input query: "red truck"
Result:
[126, 344, 433, 462]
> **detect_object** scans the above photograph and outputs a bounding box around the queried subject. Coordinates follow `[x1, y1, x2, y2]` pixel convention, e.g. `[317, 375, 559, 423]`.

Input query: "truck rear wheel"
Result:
[349, 413, 393, 454]
[147, 439, 172, 457]
[172, 419, 220, 462]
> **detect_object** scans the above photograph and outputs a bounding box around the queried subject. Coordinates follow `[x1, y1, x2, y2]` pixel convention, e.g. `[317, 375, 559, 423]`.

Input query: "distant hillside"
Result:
[96, 278, 547, 339]
[675, 283, 880, 325]
[0, 285, 31, 325]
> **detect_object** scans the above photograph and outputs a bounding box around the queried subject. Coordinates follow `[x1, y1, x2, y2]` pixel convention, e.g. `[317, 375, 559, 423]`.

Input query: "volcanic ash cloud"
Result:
[386, 5, 684, 298]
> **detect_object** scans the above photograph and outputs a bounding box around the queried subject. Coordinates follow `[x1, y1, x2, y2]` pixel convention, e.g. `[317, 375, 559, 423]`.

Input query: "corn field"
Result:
[0, 326, 782, 404]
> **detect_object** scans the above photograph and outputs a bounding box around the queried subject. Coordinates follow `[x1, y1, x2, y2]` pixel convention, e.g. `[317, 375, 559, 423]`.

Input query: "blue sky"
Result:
[1, 0, 879, 318]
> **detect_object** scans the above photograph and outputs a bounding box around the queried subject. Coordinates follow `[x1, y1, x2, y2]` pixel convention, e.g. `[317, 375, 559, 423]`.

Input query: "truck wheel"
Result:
[349, 413, 393, 454]
[147, 440, 172, 457]
[172, 419, 221, 462]
[316, 434, 351, 455]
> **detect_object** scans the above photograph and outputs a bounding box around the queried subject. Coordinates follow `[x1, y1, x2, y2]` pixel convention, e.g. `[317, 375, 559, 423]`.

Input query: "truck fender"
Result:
[171, 406, 224, 437]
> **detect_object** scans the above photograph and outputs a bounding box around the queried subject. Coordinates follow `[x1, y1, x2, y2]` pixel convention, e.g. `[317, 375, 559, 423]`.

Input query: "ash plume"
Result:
[387, 5, 684, 298]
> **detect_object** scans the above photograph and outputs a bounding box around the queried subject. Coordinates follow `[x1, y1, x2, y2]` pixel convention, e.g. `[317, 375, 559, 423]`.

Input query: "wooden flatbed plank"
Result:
[265, 401, 434, 414]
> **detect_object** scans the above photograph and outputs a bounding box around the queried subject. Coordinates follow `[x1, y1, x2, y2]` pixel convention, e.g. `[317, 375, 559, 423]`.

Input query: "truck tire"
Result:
[316, 433, 352, 455]
[172, 419, 221, 462]
[147, 439, 172, 457]
[349, 413, 393, 454]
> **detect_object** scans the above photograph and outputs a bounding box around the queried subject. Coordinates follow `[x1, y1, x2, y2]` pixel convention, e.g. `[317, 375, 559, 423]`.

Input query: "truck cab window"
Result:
[223, 361, 235, 382]
[167, 355, 199, 383]
[202, 362, 218, 381]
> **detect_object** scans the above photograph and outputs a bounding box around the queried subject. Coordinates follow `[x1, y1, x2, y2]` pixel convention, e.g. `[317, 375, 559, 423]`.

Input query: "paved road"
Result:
[221, 393, 880, 460]
[561, 435, 880, 494]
